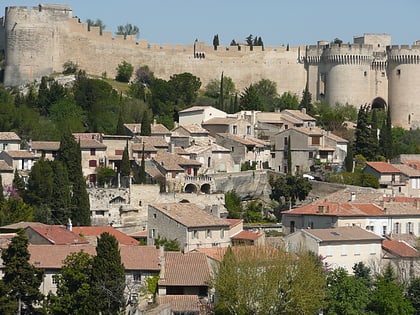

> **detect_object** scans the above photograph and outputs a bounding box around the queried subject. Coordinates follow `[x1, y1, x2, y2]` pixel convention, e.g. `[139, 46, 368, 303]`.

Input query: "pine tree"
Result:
[71, 170, 91, 226]
[91, 232, 126, 315]
[0, 230, 44, 314]
[344, 142, 354, 172]
[354, 105, 378, 160]
[58, 130, 80, 184]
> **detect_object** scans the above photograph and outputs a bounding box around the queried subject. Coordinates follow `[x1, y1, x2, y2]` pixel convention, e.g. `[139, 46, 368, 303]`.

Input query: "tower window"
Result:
[397, 69, 401, 75]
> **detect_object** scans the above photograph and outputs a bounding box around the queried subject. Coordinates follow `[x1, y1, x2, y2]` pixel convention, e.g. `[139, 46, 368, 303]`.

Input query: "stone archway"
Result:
[184, 183, 197, 193]
[371, 97, 387, 110]
[200, 183, 211, 194]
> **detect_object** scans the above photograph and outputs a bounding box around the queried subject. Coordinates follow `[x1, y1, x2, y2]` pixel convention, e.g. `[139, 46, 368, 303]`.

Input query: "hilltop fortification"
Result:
[1, 4, 420, 129]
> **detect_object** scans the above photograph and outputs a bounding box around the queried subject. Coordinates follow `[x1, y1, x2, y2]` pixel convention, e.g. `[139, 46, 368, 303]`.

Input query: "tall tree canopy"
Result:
[116, 23, 139, 39]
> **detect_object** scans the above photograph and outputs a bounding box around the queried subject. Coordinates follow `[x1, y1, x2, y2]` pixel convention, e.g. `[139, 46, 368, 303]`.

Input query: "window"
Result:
[231, 147, 234, 152]
[311, 136, 321, 145]
[149, 229, 156, 238]
[394, 222, 400, 234]
[364, 71, 367, 77]
[354, 244, 360, 256]
[341, 245, 347, 256]
[309, 152, 314, 159]
[207, 157, 211, 168]
[382, 225, 387, 236]
[133, 272, 141, 283]
[397, 69, 401, 75]
[115, 149, 124, 155]
[192, 230, 198, 239]
[95, 210, 105, 216]
[284, 137, 288, 146]
[246, 126, 251, 135]
[90, 148, 96, 156]
[232, 125, 237, 134]
[370, 244, 376, 255]
[407, 222, 413, 234]
[89, 160, 97, 167]
[206, 229, 212, 238]
[52, 276, 59, 285]
[220, 229, 225, 238]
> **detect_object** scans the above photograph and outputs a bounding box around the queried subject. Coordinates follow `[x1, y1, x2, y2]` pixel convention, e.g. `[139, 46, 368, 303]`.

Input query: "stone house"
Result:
[25, 244, 161, 301]
[0, 160, 13, 186]
[147, 202, 231, 252]
[24, 224, 89, 245]
[272, 126, 347, 174]
[382, 239, 420, 282]
[185, 143, 234, 174]
[202, 117, 253, 138]
[124, 121, 171, 142]
[393, 163, 420, 197]
[178, 106, 227, 126]
[0, 132, 21, 152]
[30, 141, 60, 160]
[282, 199, 420, 238]
[215, 133, 270, 171]
[0, 150, 38, 181]
[171, 124, 210, 146]
[284, 226, 383, 274]
[100, 134, 132, 172]
[231, 230, 266, 246]
[363, 162, 403, 193]
[79, 138, 107, 184]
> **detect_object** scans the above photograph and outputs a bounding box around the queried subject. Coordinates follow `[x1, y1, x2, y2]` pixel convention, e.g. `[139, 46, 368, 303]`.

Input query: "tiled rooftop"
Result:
[382, 239, 420, 258]
[365, 161, 401, 173]
[303, 226, 383, 242]
[72, 226, 139, 245]
[27, 225, 89, 245]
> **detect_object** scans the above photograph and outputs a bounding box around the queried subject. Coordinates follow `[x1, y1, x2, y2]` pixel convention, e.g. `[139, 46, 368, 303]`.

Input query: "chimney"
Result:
[301, 108, 306, 115]
[66, 218, 72, 231]
[350, 192, 356, 202]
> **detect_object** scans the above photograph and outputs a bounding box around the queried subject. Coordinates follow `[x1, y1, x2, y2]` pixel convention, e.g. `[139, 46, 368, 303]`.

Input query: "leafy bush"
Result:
[115, 60, 134, 82]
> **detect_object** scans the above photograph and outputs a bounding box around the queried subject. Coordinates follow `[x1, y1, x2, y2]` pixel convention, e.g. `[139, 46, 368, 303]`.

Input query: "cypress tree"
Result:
[219, 71, 224, 110]
[50, 160, 71, 224]
[139, 143, 147, 184]
[120, 141, 131, 177]
[0, 173, 4, 204]
[116, 109, 125, 135]
[344, 142, 354, 172]
[287, 136, 292, 175]
[299, 83, 314, 115]
[140, 110, 152, 136]
[379, 106, 393, 160]
[26, 158, 54, 207]
[355, 105, 377, 160]
[91, 232, 125, 315]
[58, 130, 80, 184]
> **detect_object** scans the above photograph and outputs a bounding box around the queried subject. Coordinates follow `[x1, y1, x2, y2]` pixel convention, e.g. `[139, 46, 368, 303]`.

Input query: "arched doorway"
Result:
[200, 183, 211, 194]
[184, 183, 197, 193]
[371, 97, 387, 110]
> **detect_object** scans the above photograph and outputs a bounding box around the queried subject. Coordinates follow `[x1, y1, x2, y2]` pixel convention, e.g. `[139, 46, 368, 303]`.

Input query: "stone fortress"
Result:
[1, 4, 420, 129]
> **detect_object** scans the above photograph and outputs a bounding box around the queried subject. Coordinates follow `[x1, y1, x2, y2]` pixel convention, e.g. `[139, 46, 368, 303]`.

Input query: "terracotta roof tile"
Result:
[3, 150, 37, 159]
[31, 141, 60, 151]
[232, 230, 264, 241]
[159, 252, 210, 286]
[157, 295, 201, 312]
[282, 109, 316, 121]
[392, 164, 420, 177]
[72, 226, 139, 245]
[303, 226, 383, 242]
[382, 240, 420, 258]
[216, 133, 264, 147]
[27, 225, 89, 245]
[27, 244, 161, 270]
[365, 162, 401, 173]
[284, 202, 386, 217]
[151, 203, 230, 228]
[0, 132, 21, 141]
[79, 139, 107, 149]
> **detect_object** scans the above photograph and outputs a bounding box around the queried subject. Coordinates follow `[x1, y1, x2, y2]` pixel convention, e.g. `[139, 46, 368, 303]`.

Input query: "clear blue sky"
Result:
[6, 1, 420, 46]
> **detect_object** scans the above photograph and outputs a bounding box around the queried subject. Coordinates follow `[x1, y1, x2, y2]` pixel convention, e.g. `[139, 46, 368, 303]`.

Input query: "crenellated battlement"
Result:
[386, 45, 420, 64]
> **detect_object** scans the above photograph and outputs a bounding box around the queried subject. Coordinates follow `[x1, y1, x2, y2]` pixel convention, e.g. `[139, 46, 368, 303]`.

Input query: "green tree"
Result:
[379, 105, 394, 160]
[49, 98, 85, 135]
[0, 197, 34, 226]
[50, 160, 71, 224]
[240, 83, 263, 111]
[407, 277, 420, 314]
[277, 91, 299, 110]
[12, 169, 26, 199]
[0, 173, 4, 204]
[91, 232, 126, 315]
[269, 174, 312, 210]
[224, 190, 242, 219]
[367, 264, 415, 315]
[48, 251, 95, 315]
[116, 109, 125, 135]
[25, 158, 54, 207]
[116, 23, 139, 39]
[325, 267, 371, 315]
[115, 61, 134, 83]
[120, 142, 131, 177]
[214, 247, 326, 315]
[299, 83, 315, 115]
[86, 18, 106, 34]
[243, 200, 263, 223]
[0, 230, 44, 314]
[96, 166, 116, 187]
[62, 61, 78, 75]
[169, 72, 201, 108]
[254, 78, 278, 111]
[140, 109, 152, 136]
[287, 135, 292, 174]
[139, 143, 147, 184]
[213, 34, 219, 50]
[344, 142, 354, 172]
[355, 105, 378, 161]
[154, 236, 180, 251]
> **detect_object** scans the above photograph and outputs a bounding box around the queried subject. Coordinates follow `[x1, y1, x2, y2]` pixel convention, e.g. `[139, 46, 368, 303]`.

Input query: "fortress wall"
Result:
[387, 46, 420, 128]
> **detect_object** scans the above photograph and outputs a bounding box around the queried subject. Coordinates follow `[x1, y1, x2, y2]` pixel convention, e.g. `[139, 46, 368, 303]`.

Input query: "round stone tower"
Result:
[3, 4, 72, 86]
[387, 44, 420, 129]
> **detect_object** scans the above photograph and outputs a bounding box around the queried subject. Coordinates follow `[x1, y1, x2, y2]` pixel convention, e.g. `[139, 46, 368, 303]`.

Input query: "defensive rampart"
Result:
[2, 5, 420, 129]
